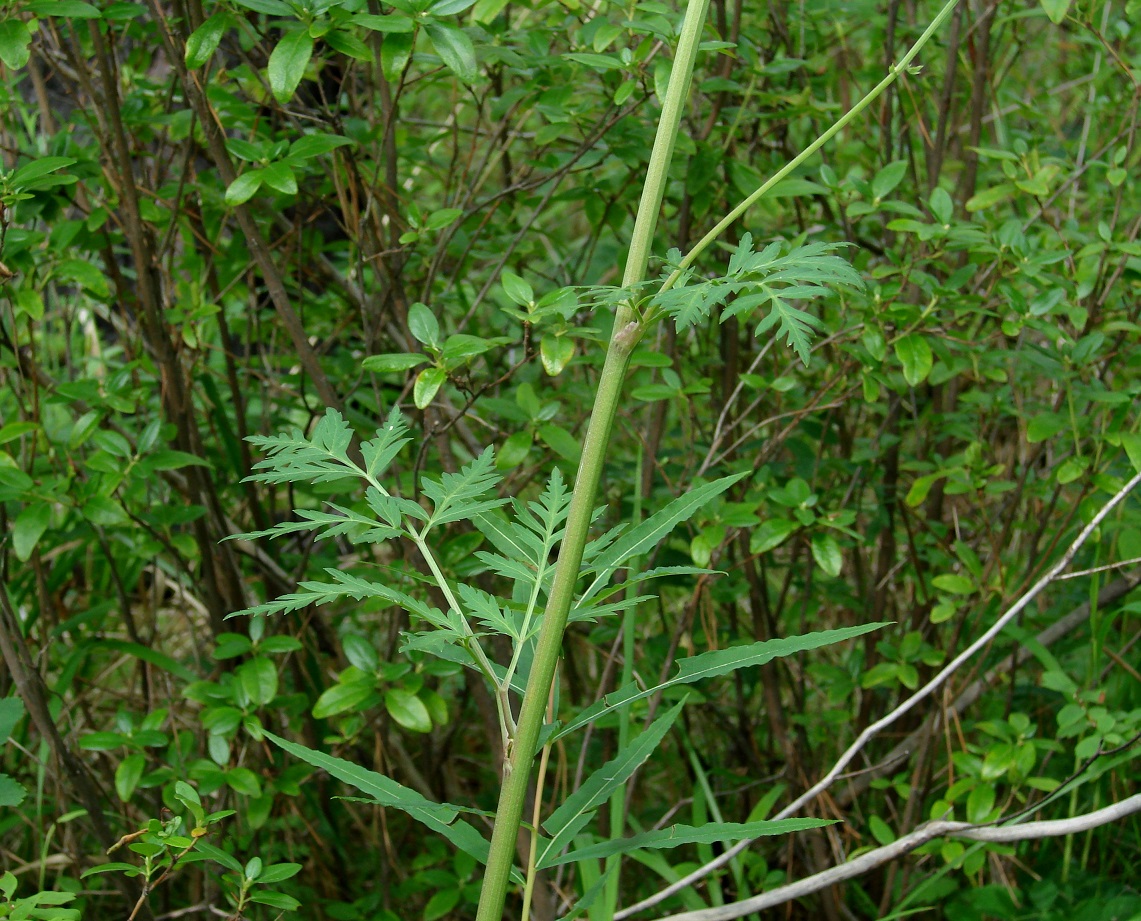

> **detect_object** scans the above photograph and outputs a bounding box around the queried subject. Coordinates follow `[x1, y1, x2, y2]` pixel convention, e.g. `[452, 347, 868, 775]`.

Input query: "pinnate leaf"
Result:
[654, 235, 862, 366]
[421, 447, 508, 530]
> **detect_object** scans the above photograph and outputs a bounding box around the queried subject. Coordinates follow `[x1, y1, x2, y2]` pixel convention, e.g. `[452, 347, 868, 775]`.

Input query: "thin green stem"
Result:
[501, 521, 558, 693]
[353, 463, 508, 734]
[500, 574, 544, 696]
[409, 532, 512, 729]
[655, 0, 962, 300]
[622, 0, 711, 288]
[603, 446, 644, 914]
[477, 1, 965, 911]
[475, 0, 711, 915]
[520, 689, 556, 921]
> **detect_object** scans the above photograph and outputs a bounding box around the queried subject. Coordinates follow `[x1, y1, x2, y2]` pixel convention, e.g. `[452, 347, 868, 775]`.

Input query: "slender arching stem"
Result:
[654, 0, 962, 302]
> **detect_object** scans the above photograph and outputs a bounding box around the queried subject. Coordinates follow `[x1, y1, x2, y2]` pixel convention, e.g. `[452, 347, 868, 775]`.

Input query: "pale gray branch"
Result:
[1056, 554, 1141, 580]
[653, 794, 1141, 921]
[835, 570, 1140, 808]
[615, 470, 1141, 920]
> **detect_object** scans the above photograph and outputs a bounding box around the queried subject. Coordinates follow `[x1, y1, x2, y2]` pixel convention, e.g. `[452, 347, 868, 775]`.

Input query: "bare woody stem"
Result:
[617, 467, 1141, 920]
[654, 793, 1141, 921]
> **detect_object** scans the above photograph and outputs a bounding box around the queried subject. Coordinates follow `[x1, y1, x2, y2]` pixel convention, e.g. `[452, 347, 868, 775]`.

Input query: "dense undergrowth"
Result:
[0, 0, 1139, 918]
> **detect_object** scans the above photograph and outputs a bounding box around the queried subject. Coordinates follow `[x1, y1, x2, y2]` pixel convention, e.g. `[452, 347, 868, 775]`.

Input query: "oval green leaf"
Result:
[115, 752, 146, 802]
[905, 471, 946, 507]
[225, 171, 264, 206]
[13, 503, 51, 562]
[540, 335, 575, 376]
[186, 13, 229, 69]
[1039, 0, 1071, 24]
[894, 334, 933, 387]
[413, 367, 446, 409]
[237, 657, 278, 707]
[407, 302, 440, 347]
[260, 161, 298, 195]
[381, 31, 413, 83]
[385, 688, 432, 733]
[932, 573, 975, 595]
[1027, 412, 1066, 443]
[496, 430, 532, 469]
[871, 160, 907, 200]
[268, 30, 314, 104]
[749, 518, 795, 555]
[342, 635, 379, 673]
[810, 532, 842, 578]
[289, 133, 353, 160]
[362, 352, 429, 373]
[537, 424, 580, 463]
[225, 767, 263, 797]
[313, 682, 378, 719]
[0, 20, 33, 69]
[501, 270, 533, 306]
[423, 21, 477, 83]
[27, 0, 102, 16]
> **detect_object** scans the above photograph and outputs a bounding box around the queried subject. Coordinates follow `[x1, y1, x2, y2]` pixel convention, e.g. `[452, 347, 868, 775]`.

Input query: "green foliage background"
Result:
[0, 0, 1139, 917]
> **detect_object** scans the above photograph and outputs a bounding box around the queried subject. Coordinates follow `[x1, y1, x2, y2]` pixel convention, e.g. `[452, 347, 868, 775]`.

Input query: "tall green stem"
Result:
[620, 0, 710, 288]
[474, 0, 710, 916]
[602, 446, 643, 915]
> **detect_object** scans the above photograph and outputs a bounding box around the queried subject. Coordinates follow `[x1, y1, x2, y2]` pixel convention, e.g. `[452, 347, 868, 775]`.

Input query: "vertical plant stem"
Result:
[520, 688, 558, 921]
[474, 0, 711, 916]
[603, 447, 645, 915]
[620, 0, 710, 288]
